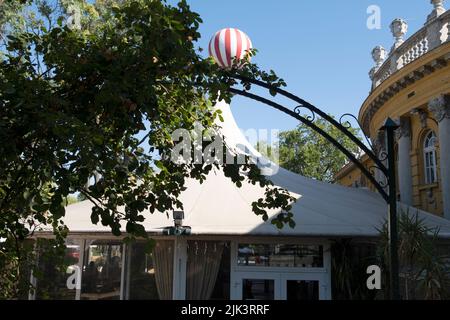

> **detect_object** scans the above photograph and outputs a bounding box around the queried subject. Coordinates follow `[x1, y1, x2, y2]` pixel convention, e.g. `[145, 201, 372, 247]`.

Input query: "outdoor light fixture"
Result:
[173, 210, 184, 228]
[162, 211, 191, 236]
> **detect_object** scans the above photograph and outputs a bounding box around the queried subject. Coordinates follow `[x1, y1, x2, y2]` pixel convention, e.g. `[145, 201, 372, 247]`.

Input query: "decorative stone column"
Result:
[390, 18, 408, 52]
[369, 46, 387, 85]
[396, 117, 414, 205]
[427, 0, 446, 22]
[372, 46, 387, 69]
[429, 94, 450, 219]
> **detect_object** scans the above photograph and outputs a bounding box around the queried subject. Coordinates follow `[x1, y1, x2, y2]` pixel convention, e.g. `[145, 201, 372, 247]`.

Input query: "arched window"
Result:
[423, 131, 438, 184]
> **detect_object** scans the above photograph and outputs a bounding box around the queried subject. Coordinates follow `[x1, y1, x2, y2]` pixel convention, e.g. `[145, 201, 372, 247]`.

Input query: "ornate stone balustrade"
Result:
[396, 29, 429, 68]
[370, 8, 450, 90]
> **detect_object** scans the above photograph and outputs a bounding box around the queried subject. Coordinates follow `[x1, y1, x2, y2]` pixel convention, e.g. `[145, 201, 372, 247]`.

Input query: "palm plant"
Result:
[378, 209, 450, 300]
[330, 239, 378, 300]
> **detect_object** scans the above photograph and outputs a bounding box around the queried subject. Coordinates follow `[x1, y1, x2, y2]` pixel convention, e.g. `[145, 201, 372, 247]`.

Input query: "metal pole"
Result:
[382, 118, 400, 300]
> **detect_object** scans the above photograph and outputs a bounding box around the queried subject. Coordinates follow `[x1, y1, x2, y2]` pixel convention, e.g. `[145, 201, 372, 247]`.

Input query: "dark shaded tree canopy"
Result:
[0, 0, 294, 298]
[258, 118, 360, 182]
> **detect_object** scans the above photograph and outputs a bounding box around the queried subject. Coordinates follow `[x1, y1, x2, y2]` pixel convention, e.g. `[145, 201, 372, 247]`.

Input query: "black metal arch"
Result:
[228, 74, 400, 300]
[229, 75, 389, 201]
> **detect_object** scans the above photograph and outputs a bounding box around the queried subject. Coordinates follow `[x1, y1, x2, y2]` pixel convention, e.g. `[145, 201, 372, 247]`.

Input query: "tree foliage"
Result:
[378, 210, 450, 300]
[257, 117, 360, 182]
[0, 0, 294, 298]
[330, 239, 378, 300]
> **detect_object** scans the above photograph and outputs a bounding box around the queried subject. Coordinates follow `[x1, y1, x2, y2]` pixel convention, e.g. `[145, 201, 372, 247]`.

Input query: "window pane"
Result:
[36, 239, 81, 300]
[424, 131, 437, 185]
[295, 245, 323, 268]
[210, 243, 230, 300]
[242, 279, 274, 300]
[124, 241, 176, 300]
[425, 132, 436, 148]
[271, 244, 296, 267]
[238, 244, 323, 268]
[238, 244, 270, 266]
[186, 241, 227, 300]
[424, 151, 437, 184]
[81, 241, 122, 300]
[123, 240, 175, 300]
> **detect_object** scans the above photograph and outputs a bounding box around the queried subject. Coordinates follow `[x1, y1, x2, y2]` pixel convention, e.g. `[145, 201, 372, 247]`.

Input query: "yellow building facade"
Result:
[335, 2, 450, 219]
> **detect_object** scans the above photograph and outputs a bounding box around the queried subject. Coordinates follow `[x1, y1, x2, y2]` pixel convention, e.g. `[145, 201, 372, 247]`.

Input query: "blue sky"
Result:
[184, 0, 433, 134]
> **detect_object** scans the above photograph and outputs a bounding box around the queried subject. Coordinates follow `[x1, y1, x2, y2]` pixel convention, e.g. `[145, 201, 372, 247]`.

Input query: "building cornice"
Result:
[333, 153, 370, 181]
[359, 42, 450, 136]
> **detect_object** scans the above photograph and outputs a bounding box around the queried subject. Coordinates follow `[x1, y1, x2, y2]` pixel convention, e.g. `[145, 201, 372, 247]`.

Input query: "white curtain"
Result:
[186, 241, 224, 300]
[153, 240, 174, 300]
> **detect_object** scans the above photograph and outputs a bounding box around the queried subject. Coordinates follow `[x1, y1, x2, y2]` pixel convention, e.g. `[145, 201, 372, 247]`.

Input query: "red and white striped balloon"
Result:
[208, 28, 253, 69]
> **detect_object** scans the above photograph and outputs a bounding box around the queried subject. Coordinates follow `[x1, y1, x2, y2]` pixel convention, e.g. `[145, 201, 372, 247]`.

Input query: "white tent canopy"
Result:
[61, 101, 450, 238]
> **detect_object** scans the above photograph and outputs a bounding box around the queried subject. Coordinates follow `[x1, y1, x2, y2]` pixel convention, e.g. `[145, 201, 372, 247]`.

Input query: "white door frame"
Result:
[231, 271, 329, 300]
[230, 240, 332, 300]
[172, 237, 187, 300]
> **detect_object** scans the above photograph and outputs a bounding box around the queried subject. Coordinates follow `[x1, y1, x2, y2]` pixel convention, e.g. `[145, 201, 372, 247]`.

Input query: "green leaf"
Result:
[0, 0, 299, 298]
[111, 224, 122, 236]
[134, 224, 147, 238]
[126, 221, 135, 233]
[91, 209, 100, 224]
[57, 16, 64, 27]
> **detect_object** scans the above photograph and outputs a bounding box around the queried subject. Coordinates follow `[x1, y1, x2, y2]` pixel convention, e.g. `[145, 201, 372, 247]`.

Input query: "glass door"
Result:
[232, 272, 282, 300]
[243, 279, 275, 300]
[80, 240, 123, 300]
[233, 272, 328, 300]
[280, 273, 328, 300]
